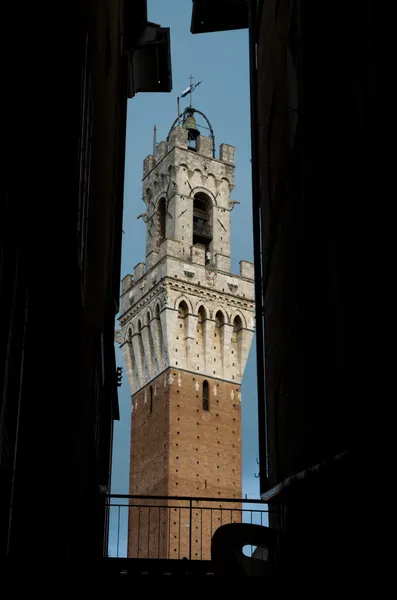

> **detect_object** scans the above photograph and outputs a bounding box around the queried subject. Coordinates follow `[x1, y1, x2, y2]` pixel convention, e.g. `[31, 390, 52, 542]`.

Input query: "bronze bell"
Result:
[184, 114, 200, 140]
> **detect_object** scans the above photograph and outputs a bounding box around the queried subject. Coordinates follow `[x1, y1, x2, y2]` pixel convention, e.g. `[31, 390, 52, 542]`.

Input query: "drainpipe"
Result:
[247, 0, 269, 495]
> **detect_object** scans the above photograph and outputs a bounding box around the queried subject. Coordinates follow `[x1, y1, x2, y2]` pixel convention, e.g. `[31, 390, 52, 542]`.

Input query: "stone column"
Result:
[141, 324, 153, 379]
[122, 341, 136, 394]
[150, 315, 164, 373]
[131, 332, 145, 389]
[160, 306, 178, 367]
[186, 313, 198, 371]
[204, 318, 215, 374]
[222, 322, 234, 377]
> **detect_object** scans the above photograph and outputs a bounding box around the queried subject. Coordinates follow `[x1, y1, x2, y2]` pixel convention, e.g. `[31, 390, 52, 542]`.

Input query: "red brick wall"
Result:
[128, 368, 242, 559]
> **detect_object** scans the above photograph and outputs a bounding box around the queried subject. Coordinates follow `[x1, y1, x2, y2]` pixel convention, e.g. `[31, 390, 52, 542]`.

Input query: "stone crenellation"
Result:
[120, 263, 254, 394]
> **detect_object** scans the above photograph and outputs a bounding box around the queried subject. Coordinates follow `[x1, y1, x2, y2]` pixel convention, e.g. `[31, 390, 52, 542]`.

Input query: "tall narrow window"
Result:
[193, 192, 212, 248]
[231, 315, 243, 377]
[203, 380, 209, 411]
[149, 385, 153, 414]
[157, 197, 166, 248]
[177, 301, 189, 361]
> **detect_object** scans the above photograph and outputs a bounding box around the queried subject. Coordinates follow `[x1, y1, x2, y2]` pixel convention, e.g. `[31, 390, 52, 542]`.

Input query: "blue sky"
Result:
[111, 0, 259, 514]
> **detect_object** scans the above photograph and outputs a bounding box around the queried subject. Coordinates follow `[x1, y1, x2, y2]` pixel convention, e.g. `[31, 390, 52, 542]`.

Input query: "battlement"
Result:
[120, 250, 254, 313]
[143, 128, 236, 178]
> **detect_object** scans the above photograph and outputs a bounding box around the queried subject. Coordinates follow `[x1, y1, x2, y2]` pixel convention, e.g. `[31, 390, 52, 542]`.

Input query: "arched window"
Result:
[203, 380, 209, 411]
[157, 197, 166, 248]
[232, 315, 243, 341]
[149, 385, 153, 414]
[178, 301, 188, 318]
[153, 303, 164, 370]
[178, 301, 189, 337]
[193, 192, 212, 248]
[215, 310, 225, 328]
[198, 305, 206, 323]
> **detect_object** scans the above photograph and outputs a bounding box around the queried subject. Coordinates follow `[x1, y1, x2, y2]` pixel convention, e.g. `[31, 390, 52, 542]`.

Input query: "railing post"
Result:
[189, 498, 192, 560]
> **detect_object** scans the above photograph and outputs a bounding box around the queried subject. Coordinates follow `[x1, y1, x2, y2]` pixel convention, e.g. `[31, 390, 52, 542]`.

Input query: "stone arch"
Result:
[214, 309, 225, 327]
[125, 324, 134, 343]
[206, 173, 216, 187]
[178, 300, 189, 317]
[153, 190, 168, 207]
[194, 299, 209, 316]
[233, 314, 243, 333]
[210, 306, 228, 323]
[231, 314, 244, 378]
[231, 310, 247, 329]
[155, 196, 167, 248]
[196, 304, 208, 321]
[176, 300, 190, 362]
[191, 186, 217, 205]
[173, 295, 193, 314]
[193, 190, 214, 254]
[192, 168, 204, 187]
[144, 309, 152, 326]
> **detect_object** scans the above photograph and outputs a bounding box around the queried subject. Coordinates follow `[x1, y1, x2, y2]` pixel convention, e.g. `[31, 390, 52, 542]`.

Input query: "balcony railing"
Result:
[106, 494, 272, 561]
[102, 454, 350, 575]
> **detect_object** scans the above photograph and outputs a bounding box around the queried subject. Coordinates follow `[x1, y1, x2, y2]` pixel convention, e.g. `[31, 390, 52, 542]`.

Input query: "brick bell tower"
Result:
[119, 106, 255, 559]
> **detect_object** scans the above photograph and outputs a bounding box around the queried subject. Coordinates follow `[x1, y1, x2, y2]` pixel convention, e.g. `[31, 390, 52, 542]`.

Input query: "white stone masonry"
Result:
[119, 124, 255, 395]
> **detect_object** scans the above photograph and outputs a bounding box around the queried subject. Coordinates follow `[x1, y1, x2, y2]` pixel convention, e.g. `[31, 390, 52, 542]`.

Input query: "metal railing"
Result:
[106, 494, 271, 560]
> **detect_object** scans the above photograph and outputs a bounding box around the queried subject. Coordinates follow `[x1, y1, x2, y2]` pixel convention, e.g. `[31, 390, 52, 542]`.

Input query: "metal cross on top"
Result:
[188, 74, 195, 105]
[181, 74, 202, 106]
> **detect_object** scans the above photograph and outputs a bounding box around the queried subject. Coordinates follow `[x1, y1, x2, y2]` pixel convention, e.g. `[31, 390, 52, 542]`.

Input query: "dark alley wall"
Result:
[1, 0, 130, 560]
[256, 0, 379, 486]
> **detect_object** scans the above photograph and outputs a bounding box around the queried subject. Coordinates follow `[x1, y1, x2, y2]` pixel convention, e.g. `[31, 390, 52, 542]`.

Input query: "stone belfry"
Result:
[119, 106, 255, 559]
